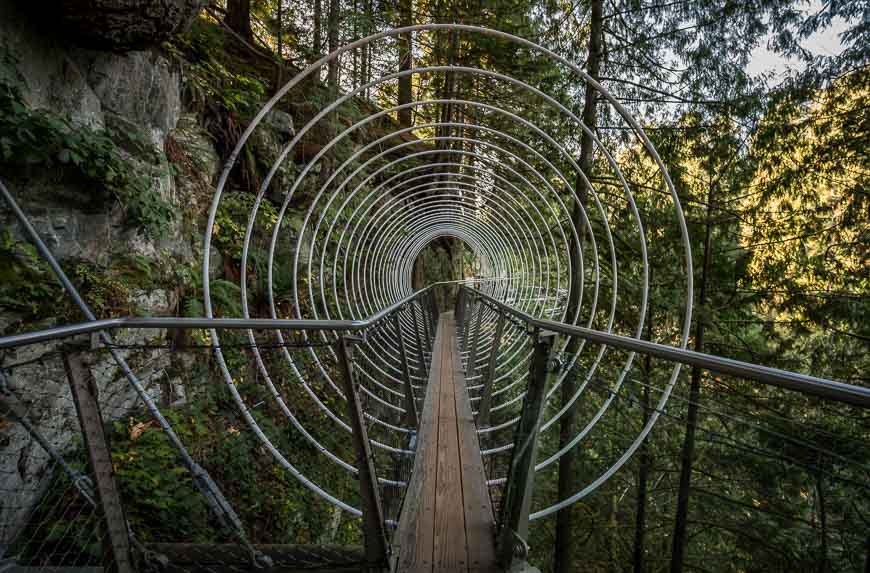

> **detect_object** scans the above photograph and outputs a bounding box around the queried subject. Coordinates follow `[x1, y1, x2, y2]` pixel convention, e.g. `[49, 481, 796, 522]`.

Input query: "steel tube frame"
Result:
[7, 23, 716, 538]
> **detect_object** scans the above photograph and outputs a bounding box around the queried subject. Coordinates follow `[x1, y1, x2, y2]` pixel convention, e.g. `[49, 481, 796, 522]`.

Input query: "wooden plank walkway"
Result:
[394, 312, 498, 573]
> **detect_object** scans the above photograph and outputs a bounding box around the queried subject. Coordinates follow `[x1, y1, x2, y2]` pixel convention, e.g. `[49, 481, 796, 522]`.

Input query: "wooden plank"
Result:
[451, 322, 498, 573]
[395, 317, 445, 573]
[413, 332, 441, 573]
[433, 317, 468, 572]
[395, 313, 498, 573]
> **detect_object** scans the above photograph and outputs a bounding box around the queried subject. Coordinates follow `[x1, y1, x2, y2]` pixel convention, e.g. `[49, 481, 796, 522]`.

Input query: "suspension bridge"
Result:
[1, 24, 868, 573]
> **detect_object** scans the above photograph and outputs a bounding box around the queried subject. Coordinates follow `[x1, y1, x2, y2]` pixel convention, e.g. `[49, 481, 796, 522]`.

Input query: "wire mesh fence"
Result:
[0, 299, 437, 570]
[525, 354, 870, 571]
[354, 305, 426, 543]
[1, 358, 107, 569]
[457, 287, 870, 572]
[461, 302, 536, 520]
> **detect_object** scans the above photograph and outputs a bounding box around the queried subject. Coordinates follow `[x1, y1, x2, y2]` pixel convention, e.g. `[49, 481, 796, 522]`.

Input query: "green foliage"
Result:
[97, 374, 359, 545]
[0, 48, 174, 238]
[745, 71, 870, 383]
[187, 56, 267, 116]
[0, 231, 63, 321]
[0, 230, 181, 325]
[68, 257, 164, 319]
[177, 262, 244, 319]
[110, 415, 215, 542]
[212, 191, 279, 261]
[168, 18, 266, 117]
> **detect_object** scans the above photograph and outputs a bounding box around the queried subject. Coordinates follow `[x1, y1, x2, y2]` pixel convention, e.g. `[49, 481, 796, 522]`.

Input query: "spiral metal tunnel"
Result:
[4, 20, 870, 573]
[200, 24, 693, 529]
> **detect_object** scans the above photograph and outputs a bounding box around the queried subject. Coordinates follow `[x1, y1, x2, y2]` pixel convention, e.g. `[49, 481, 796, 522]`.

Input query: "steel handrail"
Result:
[464, 286, 870, 407]
[0, 286, 445, 350]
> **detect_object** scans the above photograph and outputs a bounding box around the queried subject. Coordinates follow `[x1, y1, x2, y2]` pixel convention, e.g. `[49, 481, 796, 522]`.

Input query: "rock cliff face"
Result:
[0, 0, 417, 551]
[0, 0, 216, 549]
[0, 0, 185, 261]
[47, 0, 209, 52]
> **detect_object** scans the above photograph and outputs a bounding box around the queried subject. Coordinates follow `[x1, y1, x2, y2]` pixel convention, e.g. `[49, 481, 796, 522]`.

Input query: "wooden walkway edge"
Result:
[393, 312, 497, 573]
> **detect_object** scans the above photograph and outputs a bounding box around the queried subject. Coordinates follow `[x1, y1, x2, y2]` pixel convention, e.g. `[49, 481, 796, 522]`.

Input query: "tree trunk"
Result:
[352, 0, 358, 89]
[554, 2, 601, 572]
[609, 492, 619, 563]
[362, 0, 372, 98]
[277, 0, 283, 57]
[275, 0, 283, 89]
[327, 0, 339, 86]
[313, 0, 322, 58]
[670, 182, 715, 573]
[316, 0, 340, 190]
[437, 28, 459, 184]
[632, 298, 653, 573]
[554, 346, 579, 573]
[397, 0, 413, 127]
[226, 0, 252, 43]
[817, 472, 829, 573]
[412, 256, 424, 291]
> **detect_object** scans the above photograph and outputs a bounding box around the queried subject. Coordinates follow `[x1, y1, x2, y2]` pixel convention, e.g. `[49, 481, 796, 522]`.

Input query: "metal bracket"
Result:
[344, 334, 366, 345]
[546, 355, 564, 373]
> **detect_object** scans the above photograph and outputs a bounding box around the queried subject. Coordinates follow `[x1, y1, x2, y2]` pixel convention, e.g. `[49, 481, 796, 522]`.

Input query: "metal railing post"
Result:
[465, 299, 485, 379]
[426, 289, 440, 347]
[477, 310, 506, 428]
[460, 293, 469, 351]
[461, 295, 476, 361]
[455, 287, 466, 335]
[496, 329, 558, 567]
[421, 301, 433, 356]
[63, 351, 135, 573]
[429, 289, 440, 324]
[335, 336, 389, 568]
[410, 303, 428, 382]
[393, 313, 419, 427]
